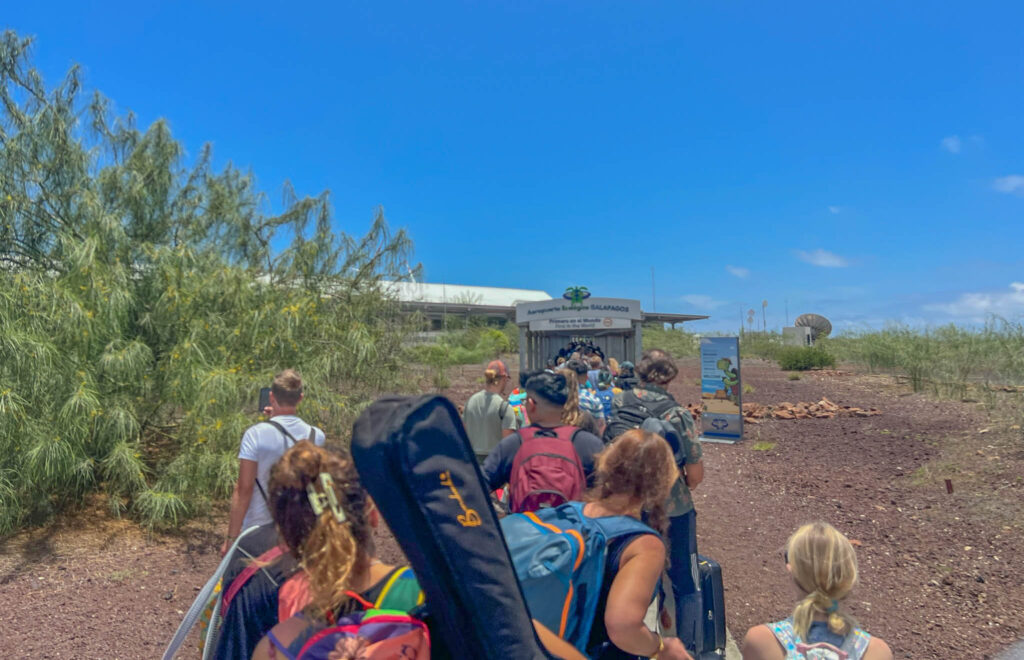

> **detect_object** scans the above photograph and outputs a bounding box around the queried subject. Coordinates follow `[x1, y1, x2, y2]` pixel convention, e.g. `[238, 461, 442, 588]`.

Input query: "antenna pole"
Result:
[651, 267, 656, 312]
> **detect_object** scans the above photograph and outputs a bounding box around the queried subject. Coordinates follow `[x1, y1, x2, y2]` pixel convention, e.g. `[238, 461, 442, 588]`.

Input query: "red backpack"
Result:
[509, 426, 586, 513]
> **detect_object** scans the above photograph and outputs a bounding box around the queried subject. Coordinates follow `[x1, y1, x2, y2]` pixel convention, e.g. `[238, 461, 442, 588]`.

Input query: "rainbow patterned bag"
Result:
[289, 608, 429, 660]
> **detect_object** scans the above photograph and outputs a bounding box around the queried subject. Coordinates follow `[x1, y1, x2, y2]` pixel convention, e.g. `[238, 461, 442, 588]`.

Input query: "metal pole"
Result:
[518, 325, 527, 374]
[651, 267, 656, 312]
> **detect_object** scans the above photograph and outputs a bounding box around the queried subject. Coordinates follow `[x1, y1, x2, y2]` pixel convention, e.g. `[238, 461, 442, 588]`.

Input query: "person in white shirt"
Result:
[221, 369, 324, 556]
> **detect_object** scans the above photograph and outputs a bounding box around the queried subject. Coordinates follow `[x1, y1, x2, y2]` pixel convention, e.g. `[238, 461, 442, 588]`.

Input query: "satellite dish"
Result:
[795, 313, 832, 340]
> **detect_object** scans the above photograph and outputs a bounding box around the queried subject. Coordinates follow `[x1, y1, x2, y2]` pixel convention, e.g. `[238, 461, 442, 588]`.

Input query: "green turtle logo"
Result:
[563, 286, 591, 309]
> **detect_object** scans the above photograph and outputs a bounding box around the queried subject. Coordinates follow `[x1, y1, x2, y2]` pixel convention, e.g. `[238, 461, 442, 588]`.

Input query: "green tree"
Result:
[0, 32, 418, 532]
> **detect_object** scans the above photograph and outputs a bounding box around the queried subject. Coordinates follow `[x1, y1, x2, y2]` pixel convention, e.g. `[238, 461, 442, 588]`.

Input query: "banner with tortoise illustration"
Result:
[699, 336, 743, 443]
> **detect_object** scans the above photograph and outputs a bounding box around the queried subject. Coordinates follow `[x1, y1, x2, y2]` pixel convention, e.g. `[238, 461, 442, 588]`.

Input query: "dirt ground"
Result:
[2, 359, 1022, 658]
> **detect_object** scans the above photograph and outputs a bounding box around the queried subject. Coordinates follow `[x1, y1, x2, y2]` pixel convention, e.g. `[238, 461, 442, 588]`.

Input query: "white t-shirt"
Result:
[238, 415, 324, 528]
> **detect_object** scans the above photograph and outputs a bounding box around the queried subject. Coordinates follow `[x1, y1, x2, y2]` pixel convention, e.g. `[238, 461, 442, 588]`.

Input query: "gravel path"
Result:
[2, 359, 1021, 658]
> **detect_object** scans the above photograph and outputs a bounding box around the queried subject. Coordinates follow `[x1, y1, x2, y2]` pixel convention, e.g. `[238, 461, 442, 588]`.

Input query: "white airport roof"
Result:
[384, 281, 553, 308]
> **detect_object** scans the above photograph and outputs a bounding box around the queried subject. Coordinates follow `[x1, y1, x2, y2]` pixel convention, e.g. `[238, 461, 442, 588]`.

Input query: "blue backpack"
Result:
[501, 502, 659, 655]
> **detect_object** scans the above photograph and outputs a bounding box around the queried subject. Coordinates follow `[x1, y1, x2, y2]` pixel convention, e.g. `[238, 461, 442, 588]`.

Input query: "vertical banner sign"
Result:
[699, 337, 743, 443]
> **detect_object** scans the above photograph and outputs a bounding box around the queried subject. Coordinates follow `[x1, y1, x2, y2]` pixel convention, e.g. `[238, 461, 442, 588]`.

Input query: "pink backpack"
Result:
[509, 426, 586, 513]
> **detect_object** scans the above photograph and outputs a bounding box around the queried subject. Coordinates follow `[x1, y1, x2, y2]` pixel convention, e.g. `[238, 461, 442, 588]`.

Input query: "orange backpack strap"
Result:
[344, 590, 376, 610]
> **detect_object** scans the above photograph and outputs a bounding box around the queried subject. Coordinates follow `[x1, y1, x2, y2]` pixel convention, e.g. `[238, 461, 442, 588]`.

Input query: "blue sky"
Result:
[6, 1, 1023, 332]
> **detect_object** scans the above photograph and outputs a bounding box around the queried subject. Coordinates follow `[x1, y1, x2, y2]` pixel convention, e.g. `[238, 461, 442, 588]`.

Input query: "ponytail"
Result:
[786, 522, 860, 639]
[301, 506, 359, 617]
[791, 590, 852, 640]
[560, 370, 584, 426]
[268, 441, 374, 620]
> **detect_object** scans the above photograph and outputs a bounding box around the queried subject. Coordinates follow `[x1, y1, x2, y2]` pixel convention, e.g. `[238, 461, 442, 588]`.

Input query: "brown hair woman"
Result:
[583, 429, 694, 660]
[251, 442, 422, 659]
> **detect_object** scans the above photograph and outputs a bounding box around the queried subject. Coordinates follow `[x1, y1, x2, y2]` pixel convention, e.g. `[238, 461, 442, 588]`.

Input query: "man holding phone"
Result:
[221, 369, 324, 556]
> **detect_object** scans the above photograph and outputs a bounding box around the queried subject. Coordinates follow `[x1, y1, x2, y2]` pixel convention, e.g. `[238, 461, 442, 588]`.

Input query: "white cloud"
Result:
[828, 206, 841, 215]
[725, 265, 749, 279]
[795, 249, 850, 268]
[925, 282, 1024, 320]
[680, 294, 725, 310]
[993, 175, 1024, 195]
[941, 135, 962, 154]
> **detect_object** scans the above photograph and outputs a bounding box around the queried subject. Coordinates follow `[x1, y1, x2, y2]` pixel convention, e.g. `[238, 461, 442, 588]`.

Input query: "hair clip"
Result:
[306, 472, 346, 524]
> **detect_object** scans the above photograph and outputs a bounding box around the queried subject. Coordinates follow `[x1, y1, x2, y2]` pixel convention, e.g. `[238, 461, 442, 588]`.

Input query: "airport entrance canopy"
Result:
[515, 294, 708, 372]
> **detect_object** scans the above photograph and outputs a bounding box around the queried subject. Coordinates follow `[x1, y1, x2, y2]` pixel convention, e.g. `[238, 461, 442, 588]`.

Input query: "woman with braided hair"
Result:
[251, 441, 422, 659]
[741, 522, 892, 660]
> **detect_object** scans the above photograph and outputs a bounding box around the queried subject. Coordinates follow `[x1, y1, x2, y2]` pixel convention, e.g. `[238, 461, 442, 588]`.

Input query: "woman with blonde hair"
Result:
[741, 522, 892, 660]
[583, 429, 693, 660]
[560, 367, 586, 427]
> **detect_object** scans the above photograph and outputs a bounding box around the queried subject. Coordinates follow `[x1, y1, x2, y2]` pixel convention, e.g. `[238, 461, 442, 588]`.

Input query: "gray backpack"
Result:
[604, 391, 687, 467]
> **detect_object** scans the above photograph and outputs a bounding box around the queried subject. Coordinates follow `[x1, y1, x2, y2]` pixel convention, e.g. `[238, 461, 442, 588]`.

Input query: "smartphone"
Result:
[258, 387, 271, 413]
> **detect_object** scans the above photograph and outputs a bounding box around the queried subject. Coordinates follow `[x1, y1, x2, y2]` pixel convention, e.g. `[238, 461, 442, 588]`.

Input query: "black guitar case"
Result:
[351, 394, 553, 659]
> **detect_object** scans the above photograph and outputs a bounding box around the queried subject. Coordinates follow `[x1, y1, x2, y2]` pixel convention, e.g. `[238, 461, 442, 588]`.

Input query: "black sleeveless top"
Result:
[586, 534, 659, 660]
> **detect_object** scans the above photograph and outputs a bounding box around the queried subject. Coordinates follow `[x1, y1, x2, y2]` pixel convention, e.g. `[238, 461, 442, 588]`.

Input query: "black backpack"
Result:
[603, 392, 686, 466]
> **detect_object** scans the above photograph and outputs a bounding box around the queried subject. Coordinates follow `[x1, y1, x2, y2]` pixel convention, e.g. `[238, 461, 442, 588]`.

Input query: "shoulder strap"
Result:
[254, 420, 300, 504]
[264, 419, 301, 446]
[499, 400, 509, 421]
[621, 389, 642, 406]
[651, 397, 679, 419]
[344, 589, 376, 610]
[341, 567, 423, 613]
[769, 620, 800, 656]
[266, 629, 299, 660]
[220, 545, 286, 615]
[554, 425, 582, 443]
[516, 425, 540, 443]
[840, 628, 872, 659]
[375, 566, 424, 610]
[593, 515, 660, 542]
[518, 425, 575, 442]
[519, 426, 582, 458]
[255, 478, 269, 504]
[567, 502, 660, 541]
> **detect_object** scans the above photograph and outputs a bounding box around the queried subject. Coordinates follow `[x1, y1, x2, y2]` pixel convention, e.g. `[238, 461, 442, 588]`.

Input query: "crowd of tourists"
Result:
[197, 359, 893, 660]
